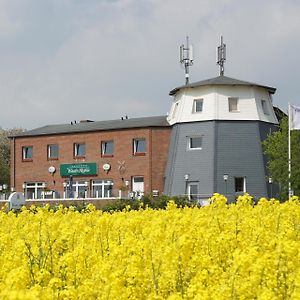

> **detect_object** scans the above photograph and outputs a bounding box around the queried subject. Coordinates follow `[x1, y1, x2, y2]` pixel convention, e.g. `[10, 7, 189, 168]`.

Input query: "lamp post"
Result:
[184, 174, 189, 198]
[223, 174, 229, 195]
[268, 177, 273, 198]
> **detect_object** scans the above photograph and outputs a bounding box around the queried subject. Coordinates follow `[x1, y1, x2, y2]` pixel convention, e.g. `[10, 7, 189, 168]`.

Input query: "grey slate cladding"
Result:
[169, 75, 276, 95]
[164, 120, 277, 201]
[14, 115, 170, 137]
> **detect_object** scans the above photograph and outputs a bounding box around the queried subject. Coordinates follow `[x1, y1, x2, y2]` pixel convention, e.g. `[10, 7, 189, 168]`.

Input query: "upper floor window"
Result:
[228, 97, 238, 112]
[172, 102, 179, 118]
[22, 146, 33, 160]
[48, 144, 59, 159]
[261, 100, 269, 115]
[193, 99, 203, 113]
[74, 143, 85, 157]
[133, 138, 146, 155]
[188, 136, 202, 150]
[101, 140, 114, 156]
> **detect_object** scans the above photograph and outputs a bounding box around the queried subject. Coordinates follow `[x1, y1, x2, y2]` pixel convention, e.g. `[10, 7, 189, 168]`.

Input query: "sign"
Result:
[8, 192, 25, 210]
[60, 163, 97, 177]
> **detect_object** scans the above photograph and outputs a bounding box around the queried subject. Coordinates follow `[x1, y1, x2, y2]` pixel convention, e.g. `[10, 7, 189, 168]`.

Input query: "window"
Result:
[261, 100, 269, 115]
[101, 141, 114, 156]
[133, 138, 146, 155]
[235, 177, 246, 193]
[132, 176, 144, 199]
[92, 180, 113, 198]
[228, 97, 238, 112]
[188, 136, 202, 150]
[24, 182, 45, 199]
[74, 143, 85, 157]
[64, 180, 89, 198]
[22, 146, 33, 160]
[172, 102, 179, 118]
[187, 182, 199, 200]
[193, 99, 203, 113]
[48, 144, 59, 159]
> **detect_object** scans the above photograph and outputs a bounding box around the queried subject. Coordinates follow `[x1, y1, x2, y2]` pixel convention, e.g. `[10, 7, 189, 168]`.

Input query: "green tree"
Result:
[0, 128, 25, 188]
[263, 117, 300, 199]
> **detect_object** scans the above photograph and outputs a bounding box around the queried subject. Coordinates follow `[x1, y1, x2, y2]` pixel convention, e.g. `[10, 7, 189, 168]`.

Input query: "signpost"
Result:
[60, 163, 97, 177]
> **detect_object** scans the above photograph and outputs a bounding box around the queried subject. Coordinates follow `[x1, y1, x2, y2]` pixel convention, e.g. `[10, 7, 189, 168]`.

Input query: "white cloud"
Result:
[0, 0, 299, 129]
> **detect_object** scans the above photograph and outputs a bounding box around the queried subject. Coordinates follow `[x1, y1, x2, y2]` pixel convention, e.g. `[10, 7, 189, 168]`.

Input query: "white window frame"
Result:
[64, 180, 89, 198]
[234, 177, 246, 193]
[188, 136, 203, 150]
[92, 180, 113, 198]
[22, 146, 33, 160]
[48, 144, 59, 159]
[228, 97, 239, 112]
[74, 143, 86, 157]
[24, 182, 45, 199]
[101, 140, 114, 156]
[193, 98, 203, 113]
[187, 182, 199, 200]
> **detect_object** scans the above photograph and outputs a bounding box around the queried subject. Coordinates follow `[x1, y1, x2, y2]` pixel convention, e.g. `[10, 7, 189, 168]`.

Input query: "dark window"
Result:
[235, 177, 246, 193]
[189, 137, 202, 149]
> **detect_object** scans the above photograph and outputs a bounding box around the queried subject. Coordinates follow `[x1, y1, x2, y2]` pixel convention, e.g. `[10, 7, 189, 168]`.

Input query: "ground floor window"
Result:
[24, 182, 46, 199]
[92, 180, 113, 198]
[235, 177, 246, 193]
[63, 180, 88, 198]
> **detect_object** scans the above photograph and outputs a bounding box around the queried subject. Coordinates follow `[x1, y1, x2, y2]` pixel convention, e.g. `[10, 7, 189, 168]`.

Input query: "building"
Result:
[10, 116, 171, 201]
[10, 38, 281, 203]
[164, 75, 278, 201]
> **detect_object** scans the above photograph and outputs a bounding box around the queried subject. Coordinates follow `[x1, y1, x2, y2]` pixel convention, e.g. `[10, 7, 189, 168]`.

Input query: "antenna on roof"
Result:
[179, 36, 193, 85]
[217, 36, 226, 76]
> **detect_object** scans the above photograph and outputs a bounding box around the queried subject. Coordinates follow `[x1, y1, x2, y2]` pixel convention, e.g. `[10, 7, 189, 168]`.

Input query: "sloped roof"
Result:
[169, 75, 276, 95]
[13, 115, 170, 138]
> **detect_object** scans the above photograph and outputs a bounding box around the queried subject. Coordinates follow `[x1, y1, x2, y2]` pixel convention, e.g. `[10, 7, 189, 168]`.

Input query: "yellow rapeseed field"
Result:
[0, 194, 300, 299]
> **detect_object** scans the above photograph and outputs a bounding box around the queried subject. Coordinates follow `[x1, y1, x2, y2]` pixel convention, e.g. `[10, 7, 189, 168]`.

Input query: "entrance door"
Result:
[132, 176, 144, 199]
[187, 182, 199, 201]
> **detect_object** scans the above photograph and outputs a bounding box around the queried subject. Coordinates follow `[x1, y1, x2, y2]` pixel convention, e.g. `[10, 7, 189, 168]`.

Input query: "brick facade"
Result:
[11, 126, 171, 199]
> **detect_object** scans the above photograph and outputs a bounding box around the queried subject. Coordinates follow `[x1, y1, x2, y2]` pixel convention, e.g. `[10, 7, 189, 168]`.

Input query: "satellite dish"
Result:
[103, 163, 111, 172]
[48, 166, 56, 174]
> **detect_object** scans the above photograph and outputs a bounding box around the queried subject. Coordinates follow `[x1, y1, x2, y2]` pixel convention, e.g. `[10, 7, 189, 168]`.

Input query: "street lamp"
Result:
[184, 174, 189, 197]
[268, 177, 273, 198]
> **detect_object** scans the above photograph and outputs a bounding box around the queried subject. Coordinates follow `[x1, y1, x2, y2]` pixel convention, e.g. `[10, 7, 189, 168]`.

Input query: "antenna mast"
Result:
[217, 36, 226, 76]
[179, 36, 193, 85]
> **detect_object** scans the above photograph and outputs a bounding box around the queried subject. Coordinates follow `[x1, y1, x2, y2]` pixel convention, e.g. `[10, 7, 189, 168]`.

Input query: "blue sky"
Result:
[0, 0, 299, 129]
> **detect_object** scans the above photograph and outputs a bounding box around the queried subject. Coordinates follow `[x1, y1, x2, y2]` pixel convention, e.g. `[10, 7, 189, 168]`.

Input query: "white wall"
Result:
[167, 85, 278, 125]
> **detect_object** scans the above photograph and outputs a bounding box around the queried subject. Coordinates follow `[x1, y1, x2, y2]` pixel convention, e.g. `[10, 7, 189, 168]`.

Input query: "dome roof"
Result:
[169, 75, 276, 96]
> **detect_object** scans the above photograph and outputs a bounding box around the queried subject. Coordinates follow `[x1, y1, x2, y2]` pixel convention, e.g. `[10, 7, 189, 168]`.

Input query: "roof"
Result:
[13, 115, 170, 138]
[169, 75, 277, 95]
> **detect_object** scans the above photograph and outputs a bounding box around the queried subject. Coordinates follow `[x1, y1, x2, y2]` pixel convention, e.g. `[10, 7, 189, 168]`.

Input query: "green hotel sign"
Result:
[60, 163, 97, 177]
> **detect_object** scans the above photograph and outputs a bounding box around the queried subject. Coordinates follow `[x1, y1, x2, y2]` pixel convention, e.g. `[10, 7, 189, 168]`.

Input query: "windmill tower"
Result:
[164, 37, 279, 201]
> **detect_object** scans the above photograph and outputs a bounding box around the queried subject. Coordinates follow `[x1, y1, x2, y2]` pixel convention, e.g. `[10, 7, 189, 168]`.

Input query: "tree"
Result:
[0, 128, 25, 188]
[263, 117, 300, 199]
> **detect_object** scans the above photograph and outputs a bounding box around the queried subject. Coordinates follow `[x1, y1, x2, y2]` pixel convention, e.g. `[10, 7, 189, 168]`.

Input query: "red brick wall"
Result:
[11, 126, 171, 198]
